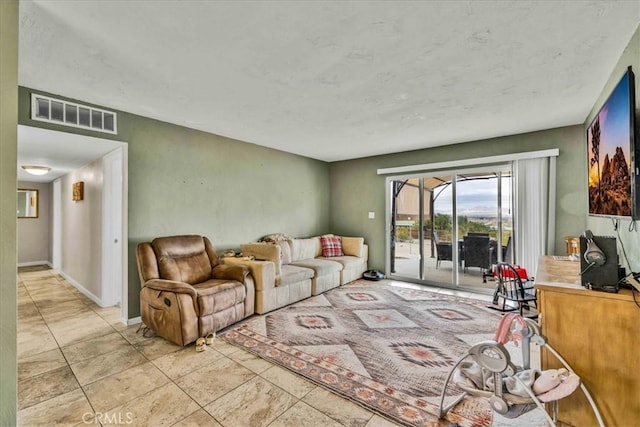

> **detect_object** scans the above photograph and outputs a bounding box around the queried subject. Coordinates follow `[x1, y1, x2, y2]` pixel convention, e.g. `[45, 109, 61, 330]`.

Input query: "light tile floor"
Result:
[16, 267, 539, 427]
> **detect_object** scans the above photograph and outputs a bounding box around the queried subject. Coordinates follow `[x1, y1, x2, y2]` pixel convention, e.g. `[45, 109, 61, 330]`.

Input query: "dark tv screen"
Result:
[587, 67, 637, 219]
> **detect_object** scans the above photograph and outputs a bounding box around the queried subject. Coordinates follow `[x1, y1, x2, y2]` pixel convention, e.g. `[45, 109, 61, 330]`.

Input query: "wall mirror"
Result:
[17, 189, 39, 218]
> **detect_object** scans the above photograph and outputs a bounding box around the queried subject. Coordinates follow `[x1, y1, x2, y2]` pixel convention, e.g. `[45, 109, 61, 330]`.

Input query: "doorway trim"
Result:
[52, 178, 61, 270]
[101, 146, 127, 317]
[24, 124, 129, 323]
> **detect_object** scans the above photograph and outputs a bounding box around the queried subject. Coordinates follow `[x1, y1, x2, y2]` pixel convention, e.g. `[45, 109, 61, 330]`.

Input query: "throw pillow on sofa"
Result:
[341, 236, 364, 258]
[321, 235, 344, 257]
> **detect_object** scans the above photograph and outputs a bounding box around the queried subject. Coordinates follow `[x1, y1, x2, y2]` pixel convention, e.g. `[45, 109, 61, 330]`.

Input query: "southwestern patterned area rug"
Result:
[221, 281, 526, 426]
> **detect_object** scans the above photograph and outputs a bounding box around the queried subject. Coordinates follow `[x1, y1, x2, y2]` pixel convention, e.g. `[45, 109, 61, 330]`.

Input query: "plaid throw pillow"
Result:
[321, 235, 344, 257]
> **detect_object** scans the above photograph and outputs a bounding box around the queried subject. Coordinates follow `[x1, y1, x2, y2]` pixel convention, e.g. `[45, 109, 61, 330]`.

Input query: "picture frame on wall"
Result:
[72, 181, 84, 201]
[586, 66, 637, 219]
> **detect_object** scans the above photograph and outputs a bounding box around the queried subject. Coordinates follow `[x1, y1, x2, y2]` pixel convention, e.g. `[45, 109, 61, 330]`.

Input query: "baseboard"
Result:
[126, 316, 141, 326]
[58, 271, 104, 306]
[17, 260, 51, 267]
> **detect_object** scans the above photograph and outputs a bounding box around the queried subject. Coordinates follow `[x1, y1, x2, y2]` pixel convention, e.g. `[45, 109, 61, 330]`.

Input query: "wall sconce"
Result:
[72, 181, 84, 201]
[22, 165, 51, 176]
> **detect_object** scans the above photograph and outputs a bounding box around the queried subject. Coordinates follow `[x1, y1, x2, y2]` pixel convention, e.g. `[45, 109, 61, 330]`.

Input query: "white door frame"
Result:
[101, 145, 128, 322]
[52, 178, 62, 270]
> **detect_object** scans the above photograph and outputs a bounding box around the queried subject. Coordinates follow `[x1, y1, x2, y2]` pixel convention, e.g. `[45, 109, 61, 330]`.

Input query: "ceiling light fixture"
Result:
[22, 165, 51, 176]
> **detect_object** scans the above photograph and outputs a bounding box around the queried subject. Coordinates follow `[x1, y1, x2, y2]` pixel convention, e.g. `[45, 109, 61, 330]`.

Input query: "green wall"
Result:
[18, 88, 330, 318]
[584, 24, 640, 273]
[329, 125, 586, 271]
[0, 1, 18, 424]
[123, 116, 330, 317]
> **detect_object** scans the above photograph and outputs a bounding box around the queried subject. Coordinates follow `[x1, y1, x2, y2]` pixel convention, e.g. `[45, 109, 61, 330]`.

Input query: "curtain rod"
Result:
[377, 148, 560, 175]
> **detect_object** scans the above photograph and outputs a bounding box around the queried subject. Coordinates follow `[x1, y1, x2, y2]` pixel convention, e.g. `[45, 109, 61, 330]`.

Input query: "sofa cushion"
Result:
[193, 279, 246, 315]
[320, 235, 344, 257]
[317, 255, 365, 269]
[341, 236, 364, 258]
[290, 258, 343, 276]
[277, 264, 315, 287]
[278, 241, 292, 265]
[289, 238, 319, 262]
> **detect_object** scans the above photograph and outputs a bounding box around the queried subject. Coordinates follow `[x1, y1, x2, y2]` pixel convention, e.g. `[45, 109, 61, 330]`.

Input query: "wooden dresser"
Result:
[534, 256, 640, 426]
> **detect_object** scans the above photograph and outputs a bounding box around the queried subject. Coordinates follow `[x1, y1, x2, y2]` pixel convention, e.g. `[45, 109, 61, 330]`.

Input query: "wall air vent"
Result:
[31, 94, 117, 134]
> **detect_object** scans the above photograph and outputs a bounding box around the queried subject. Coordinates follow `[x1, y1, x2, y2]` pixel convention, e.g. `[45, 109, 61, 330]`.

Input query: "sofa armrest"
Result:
[241, 243, 282, 275]
[212, 264, 250, 283]
[222, 257, 276, 292]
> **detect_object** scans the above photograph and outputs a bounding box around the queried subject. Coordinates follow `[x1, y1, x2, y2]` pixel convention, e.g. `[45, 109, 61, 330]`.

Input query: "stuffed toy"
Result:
[533, 368, 568, 394]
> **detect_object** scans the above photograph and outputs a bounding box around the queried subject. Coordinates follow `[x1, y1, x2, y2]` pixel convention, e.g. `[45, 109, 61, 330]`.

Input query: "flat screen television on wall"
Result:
[587, 66, 638, 219]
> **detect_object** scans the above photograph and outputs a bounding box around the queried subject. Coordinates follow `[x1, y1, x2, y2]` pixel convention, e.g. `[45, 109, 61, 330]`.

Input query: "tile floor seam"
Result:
[19, 279, 67, 359]
[18, 274, 92, 418]
[17, 270, 151, 423]
[168, 407, 204, 427]
[204, 375, 301, 427]
[303, 386, 375, 427]
[258, 371, 316, 401]
[164, 352, 243, 426]
[16, 365, 81, 412]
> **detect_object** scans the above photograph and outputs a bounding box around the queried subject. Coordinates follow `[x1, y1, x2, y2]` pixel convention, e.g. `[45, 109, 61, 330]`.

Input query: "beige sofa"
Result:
[224, 235, 368, 314]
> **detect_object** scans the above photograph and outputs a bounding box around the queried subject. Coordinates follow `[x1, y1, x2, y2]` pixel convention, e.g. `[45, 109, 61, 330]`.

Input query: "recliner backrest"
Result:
[137, 235, 220, 285]
[137, 242, 160, 285]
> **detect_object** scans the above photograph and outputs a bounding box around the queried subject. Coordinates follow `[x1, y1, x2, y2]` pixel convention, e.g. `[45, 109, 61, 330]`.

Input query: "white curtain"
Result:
[514, 157, 556, 275]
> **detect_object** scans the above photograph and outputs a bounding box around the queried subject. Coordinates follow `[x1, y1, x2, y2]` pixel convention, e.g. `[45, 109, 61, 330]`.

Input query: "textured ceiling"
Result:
[18, 1, 640, 162]
[17, 126, 123, 183]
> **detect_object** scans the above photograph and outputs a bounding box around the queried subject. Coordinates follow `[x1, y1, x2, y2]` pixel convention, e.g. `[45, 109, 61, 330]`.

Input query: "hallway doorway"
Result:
[18, 125, 128, 321]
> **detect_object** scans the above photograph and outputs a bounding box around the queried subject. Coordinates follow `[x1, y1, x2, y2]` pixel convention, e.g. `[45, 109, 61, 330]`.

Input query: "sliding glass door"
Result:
[388, 166, 513, 290]
[390, 178, 426, 280]
[455, 171, 512, 287]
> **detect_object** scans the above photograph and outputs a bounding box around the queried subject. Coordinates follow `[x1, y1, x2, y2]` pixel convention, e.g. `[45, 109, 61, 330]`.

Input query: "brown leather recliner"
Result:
[136, 235, 255, 346]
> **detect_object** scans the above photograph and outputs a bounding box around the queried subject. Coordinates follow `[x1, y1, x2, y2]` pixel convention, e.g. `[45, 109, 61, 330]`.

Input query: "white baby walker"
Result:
[438, 314, 604, 426]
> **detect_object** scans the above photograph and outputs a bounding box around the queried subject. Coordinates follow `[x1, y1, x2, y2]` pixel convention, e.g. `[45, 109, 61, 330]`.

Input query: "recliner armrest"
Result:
[212, 264, 250, 283]
[144, 279, 198, 300]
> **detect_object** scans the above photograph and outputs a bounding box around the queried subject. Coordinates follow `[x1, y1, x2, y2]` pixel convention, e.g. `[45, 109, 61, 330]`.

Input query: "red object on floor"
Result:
[494, 265, 529, 280]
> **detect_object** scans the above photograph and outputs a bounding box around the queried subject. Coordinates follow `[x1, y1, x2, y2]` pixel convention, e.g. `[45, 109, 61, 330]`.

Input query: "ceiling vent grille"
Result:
[31, 94, 117, 134]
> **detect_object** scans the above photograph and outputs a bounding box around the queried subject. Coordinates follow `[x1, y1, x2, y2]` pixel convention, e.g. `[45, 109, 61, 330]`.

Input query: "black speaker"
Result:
[579, 235, 619, 289]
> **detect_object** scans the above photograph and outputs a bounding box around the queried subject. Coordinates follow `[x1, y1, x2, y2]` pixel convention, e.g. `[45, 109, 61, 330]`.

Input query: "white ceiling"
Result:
[17, 126, 122, 183]
[17, 1, 640, 163]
